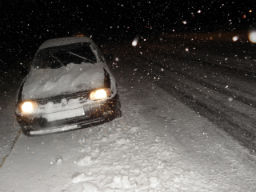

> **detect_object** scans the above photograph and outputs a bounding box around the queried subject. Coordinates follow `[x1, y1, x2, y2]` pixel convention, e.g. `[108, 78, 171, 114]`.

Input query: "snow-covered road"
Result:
[1, 55, 256, 191]
[118, 41, 256, 152]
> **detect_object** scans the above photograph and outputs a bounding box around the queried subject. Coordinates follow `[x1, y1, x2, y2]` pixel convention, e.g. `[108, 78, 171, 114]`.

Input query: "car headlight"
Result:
[19, 100, 38, 115]
[89, 88, 110, 101]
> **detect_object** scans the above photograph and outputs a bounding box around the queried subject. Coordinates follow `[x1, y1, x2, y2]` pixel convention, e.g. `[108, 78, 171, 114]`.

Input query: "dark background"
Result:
[0, 0, 256, 74]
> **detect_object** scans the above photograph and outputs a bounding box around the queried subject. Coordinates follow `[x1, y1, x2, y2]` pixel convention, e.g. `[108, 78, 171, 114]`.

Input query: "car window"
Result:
[33, 42, 97, 69]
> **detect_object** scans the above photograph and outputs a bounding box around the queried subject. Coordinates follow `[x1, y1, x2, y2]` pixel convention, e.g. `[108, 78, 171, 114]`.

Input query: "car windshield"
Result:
[33, 42, 97, 69]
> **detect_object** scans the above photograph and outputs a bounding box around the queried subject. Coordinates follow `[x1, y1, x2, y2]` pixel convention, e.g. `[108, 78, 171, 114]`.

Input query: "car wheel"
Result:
[20, 125, 31, 136]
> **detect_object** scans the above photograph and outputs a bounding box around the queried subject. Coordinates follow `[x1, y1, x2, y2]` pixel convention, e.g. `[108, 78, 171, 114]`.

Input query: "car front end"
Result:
[16, 88, 121, 136]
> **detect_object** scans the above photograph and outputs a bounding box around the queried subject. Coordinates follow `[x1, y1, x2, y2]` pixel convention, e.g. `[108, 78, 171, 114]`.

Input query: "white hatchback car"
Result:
[15, 36, 121, 136]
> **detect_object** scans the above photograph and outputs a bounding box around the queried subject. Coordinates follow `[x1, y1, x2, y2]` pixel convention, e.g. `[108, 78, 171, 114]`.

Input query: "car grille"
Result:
[36, 90, 90, 104]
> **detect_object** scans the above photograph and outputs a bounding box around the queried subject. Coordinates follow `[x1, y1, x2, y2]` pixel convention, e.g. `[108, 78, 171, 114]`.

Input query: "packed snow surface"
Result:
[1, 70, 256, 192]
[22, 62, 104, 100]
[1, 42, 256, 192]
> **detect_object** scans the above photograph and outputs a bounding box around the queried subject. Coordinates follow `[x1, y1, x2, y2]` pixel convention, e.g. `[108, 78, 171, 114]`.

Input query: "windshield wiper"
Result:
[68, 51, 95, 63]
[50, 54, 65, 67]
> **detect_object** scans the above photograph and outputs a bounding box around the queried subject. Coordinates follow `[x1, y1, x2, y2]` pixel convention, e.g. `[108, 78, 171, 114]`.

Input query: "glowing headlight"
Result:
[20, 101, 38, 115]
[89, 88, 110, 101]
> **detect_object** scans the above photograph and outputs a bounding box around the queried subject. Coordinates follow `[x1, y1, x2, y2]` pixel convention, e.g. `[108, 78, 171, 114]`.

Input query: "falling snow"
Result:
[132, 38, 138, 47]
[1, 1, 256, 191]
[232, 35, 239, 42]
[248, 31, 256, 43]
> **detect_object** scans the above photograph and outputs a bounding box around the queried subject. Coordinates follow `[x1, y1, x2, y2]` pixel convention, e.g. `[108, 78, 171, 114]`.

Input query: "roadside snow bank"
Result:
[22, 62, 104, 100]
[0, 84, 20, 166]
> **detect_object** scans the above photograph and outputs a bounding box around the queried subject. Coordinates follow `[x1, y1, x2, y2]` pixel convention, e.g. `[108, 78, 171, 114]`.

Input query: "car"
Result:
[15, 36, 121, 136]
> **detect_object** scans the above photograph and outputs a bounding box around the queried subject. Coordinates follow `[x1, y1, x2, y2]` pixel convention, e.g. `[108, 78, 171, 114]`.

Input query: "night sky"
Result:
[0, 0, 256, 73]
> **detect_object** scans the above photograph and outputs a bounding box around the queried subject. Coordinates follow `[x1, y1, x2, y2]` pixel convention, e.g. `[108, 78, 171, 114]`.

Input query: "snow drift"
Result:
[22, 62, 104, 100]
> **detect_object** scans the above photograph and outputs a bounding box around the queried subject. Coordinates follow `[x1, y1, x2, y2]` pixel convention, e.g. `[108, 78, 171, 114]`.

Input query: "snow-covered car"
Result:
[15, 36, 121, 136]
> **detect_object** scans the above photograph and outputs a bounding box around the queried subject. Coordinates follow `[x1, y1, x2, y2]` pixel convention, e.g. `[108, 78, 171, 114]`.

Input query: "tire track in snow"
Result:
[139, 47, 256, 108]
[131, 53, 256, 152]
[157, 73, 256, 152]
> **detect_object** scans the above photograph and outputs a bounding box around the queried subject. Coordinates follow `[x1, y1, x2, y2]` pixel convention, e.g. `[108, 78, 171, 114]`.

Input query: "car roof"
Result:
[38, 36, 93, 50]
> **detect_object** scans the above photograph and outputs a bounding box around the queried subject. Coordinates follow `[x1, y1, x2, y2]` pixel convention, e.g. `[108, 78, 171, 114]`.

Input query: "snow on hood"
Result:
[22, 62, 105, 100]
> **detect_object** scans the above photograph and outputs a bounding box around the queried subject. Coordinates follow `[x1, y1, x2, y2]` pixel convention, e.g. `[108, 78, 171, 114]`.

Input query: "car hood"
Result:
[22, 62, 105, 100]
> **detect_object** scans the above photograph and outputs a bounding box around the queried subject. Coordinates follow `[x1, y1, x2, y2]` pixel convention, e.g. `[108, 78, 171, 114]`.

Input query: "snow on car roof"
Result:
[39, 37, 93, 50]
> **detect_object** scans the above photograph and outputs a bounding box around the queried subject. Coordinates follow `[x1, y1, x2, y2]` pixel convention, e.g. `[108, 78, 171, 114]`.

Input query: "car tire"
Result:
[20, 125, 31, 136]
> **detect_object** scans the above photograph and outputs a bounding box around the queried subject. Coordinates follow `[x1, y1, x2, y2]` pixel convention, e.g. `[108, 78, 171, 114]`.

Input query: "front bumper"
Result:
[16, 95, 121, 136]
